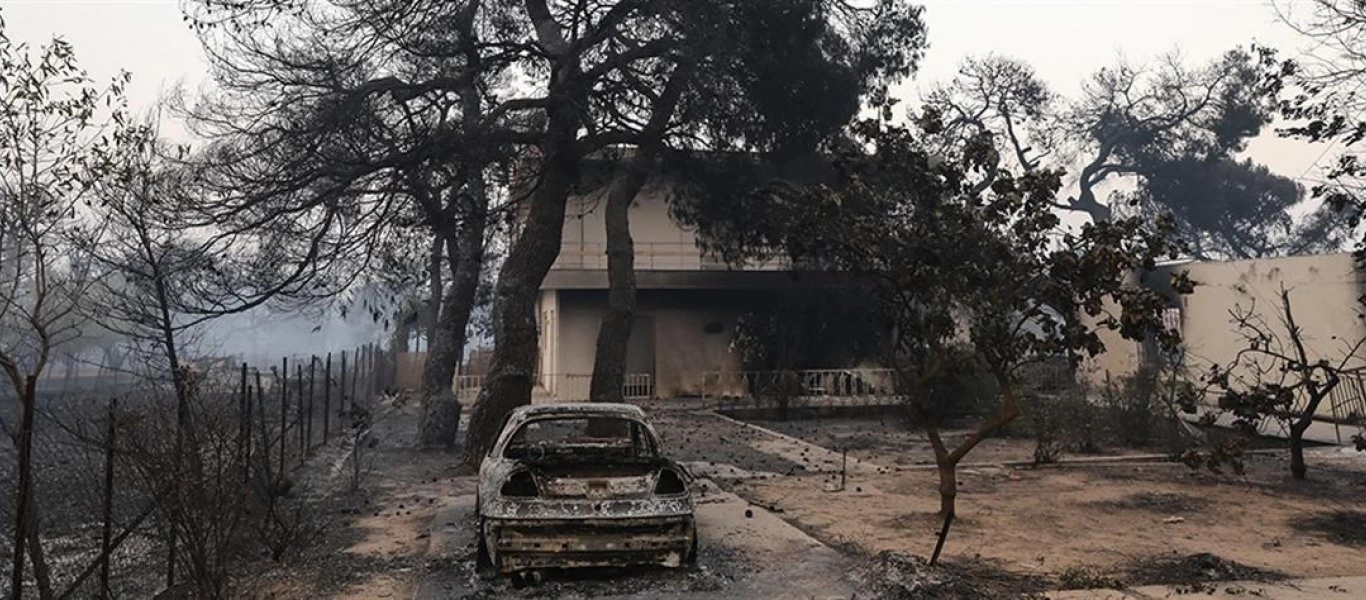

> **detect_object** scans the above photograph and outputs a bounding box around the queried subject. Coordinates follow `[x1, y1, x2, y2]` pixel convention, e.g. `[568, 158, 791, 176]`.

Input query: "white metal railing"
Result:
[1192, 373, 1366, 444]
[623, 373, 652, 400]
[1328, 375, 1366, 444]
[552, 241, 791, 271]
[455, 374, 483, 402]
[700, 369, 898, 403]
[454, 372, 653, 402]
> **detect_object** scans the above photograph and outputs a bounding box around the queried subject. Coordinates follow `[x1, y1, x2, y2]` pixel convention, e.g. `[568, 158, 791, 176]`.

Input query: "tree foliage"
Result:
[0, 12, 137, 597]
[689, 109, 1190, 563]
[1116, 156, 1348, 259]
[1272, 0, 1366, 258]
[182, 0, 523, 447]
[925, 49, 1345, 259]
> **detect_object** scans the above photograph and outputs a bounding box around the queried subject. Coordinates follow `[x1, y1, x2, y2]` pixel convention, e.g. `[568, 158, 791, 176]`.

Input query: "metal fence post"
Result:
[324, 353, 333, 441]
[355, 347, 366, 410]
[100, 398, 116, 599]
[307, 356, 316, 451]
[279, 357, 288, 476]
[239, 363, 249, 483]
[340, 350, 348, 416]
[255, 370, 268, 483]
[297, 363, 305, 461]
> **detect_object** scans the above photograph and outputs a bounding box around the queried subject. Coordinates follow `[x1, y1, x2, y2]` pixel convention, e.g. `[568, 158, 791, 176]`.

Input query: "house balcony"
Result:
[551, 241, 791, 272]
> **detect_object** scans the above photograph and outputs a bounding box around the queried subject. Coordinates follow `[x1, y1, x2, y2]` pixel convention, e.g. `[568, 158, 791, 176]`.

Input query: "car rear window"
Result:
[503, 417, 658, 462]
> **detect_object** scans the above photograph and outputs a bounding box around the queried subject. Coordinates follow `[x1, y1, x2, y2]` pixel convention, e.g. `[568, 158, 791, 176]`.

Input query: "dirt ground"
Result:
[247, 397, 474, 599]
[731, 447, 1366, 584]
[252, 402, 1366, 598]
[744, 414, 1155, 467]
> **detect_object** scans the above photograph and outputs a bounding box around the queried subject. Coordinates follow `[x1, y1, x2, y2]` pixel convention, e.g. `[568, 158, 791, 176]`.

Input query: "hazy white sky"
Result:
[1, 0, 1337, 183]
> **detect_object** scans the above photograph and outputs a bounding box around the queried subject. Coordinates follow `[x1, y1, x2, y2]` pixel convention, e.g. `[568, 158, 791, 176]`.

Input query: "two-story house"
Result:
[532, 166, 810, 401]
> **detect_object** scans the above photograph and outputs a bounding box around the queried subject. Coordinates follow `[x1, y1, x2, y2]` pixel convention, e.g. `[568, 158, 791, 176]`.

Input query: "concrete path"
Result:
[1049, 576, 1366, 599]
[412, 478, 854, 600]
[706, 410, 889, 475]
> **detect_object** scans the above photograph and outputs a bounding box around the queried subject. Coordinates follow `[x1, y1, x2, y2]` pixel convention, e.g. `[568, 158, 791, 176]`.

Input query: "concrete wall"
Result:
[653, 306, 744, 397]
[1078, 271, 1149, 387]
[562, 176, 689, 245]
[536, 289, 560, 393]
[1179, 253, 1366, 376]
[556, 177, 695, 271]
[1083, 254, 1366, 411]
[553, 176, 788, 271]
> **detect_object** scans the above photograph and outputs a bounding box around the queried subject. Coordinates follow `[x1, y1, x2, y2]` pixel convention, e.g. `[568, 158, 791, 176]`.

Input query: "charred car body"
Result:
[476, 403, 696, 573]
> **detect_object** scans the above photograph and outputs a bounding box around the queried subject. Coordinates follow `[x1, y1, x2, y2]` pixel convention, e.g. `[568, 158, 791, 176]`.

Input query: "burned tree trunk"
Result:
[390, 310, 413, 355]
[924, 379, 1021, 565]
[8, 374, 36, 599]
[1289, 425, 1308, 480]
[419, 190, 488, 449]
[425, 235, 443, 349]
[465, 131, 578, 461]
[9, 373, 55, 600]
[588, 152, 652, 403]
[930, 458, 957, 565]
[585, 64, 692, 404]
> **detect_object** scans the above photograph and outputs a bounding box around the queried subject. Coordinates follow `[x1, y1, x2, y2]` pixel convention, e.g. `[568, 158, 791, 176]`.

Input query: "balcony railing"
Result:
[455, 372, 654, 402]
[699, 368, 902, 411]
[552, 241, 791, 271]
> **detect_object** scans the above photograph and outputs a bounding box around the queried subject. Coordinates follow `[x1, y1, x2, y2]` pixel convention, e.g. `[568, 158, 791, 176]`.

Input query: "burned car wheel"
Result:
[477, 403, 698, 574]
[684, 529, 698, 566]
[476, 517, 492, 569]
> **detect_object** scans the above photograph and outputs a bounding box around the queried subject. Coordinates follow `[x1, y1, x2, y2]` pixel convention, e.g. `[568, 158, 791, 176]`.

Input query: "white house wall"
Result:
[557, 177, 701, 270]
[1083, 253, 1366, 418]
[545, 289, 745, 399]
[1178, 254, 1366, 384]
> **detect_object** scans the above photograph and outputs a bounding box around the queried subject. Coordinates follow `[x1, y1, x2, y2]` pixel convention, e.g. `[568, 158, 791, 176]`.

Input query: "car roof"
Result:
[509, 402, 647, 419]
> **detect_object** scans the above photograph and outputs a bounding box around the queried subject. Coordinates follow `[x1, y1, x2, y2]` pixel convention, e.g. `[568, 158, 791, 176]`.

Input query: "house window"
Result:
[1161, 307, 1181, 333]
[1142, 306, 1183, 367]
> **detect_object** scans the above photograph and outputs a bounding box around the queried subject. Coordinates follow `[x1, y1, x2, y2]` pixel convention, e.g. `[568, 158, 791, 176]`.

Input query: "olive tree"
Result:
[0, 14, 131, 597]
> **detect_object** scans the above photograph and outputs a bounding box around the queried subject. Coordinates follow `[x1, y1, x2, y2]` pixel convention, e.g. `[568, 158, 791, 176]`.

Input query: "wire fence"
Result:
[0, 342, 393, 599]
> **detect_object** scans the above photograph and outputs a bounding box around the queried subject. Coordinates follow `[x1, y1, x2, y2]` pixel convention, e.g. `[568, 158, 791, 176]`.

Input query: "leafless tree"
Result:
[1206, 288, 1366, 480]
[70, 118, 243, 587]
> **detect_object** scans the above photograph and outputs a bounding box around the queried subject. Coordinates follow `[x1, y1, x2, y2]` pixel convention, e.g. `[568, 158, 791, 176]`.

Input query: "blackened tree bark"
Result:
[587, 155, 650, 403]
[418, 9, 495, 448]
[464, 0, 591, 460]
[425, 235, 443, 349]
[588, 61, 694, 403]
[465, 132, 578, 459]
[419, 188, 488, 448]
[390, 305, 414, 354]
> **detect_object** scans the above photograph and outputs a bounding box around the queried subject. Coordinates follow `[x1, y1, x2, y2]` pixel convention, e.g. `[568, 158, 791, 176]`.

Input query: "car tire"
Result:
[475, 518, 491, 570]
[684, 529, 699, 566]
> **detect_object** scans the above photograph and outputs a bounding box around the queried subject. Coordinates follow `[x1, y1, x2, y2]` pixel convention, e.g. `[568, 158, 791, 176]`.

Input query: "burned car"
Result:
[476, 403, 696, 573]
